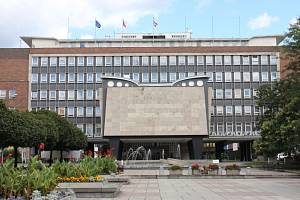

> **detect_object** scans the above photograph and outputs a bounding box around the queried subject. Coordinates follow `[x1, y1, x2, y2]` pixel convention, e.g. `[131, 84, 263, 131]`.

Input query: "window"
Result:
[244, 106, 252, 115]
[58, 107, 65, 116]
[224, 56, 231, 65]
[252, 56, 259, 65]
[210, 106, 214, 116]
[216, 89, 223, 99]
[68, 73, 75, 83]
[132, 56, 139, 66]
[243, 72, 250, 82]
[178, 72, 185, 79]
[59, 57, 66, 66]
[77, 73, 84, 83]
[40, 90, 47, 100]
[226, 122, 233, 133]
[41, 57, 48, 66]
[50, 74, 56, 83]
[215, 56, 222, 65]
[151, 56, 158, 65]
[105, 57, 112, 66]
[123, 56, 130, 66]
[41, 74, 47, 83]
[169, 56, 176, 65]
[59, 73, 66, 83]
[188, 72, 195, 77]
[68, 57, 75, 66]
[77, 107, 84, 117]
[160, 56, 167, 66]
[95, 124, 101, 136]
[236, 123, 242, 132]
[96, 57, 103, 66]
[244, 89, 251, 98]
[96, 73, 102, 82]
[261, 55, 268, 65]
[187, 56, 194, 65]
[123, 73, 130, 79]
[252, 72, 260, 82]
[225, 89, 232, 99]
[215, 72, 222, 82]
[133, 73, 139, 82]
[86, 124, 93, 136]
[68, 90, 75, 100]
[159, 72, 167, 83]
[77, 124, 84, 132]
[217, 123, 223, 133]
[245, 123, 251, 132]
[253, 89, 258, 97]
[32, 57, 38, 66]
[254, 106, 260, 115]
[31, 91, 37, 100]
[86, 90, 93, 100]
[86, 107, 93, 117]
[169, 72, 176, 82]
[233, 56, 240, 65]
[270, 55, 277, 65]
[114, 73, 121, 77]
[142, 56, 149, 66]
[32, 74, 38, 83]
[95, 107, 101, 117]
[0, 90, 6, 99]
[142, 73, 149, 82]
[77, 57, 84, 66]
[86, 57, 93, 66]
[216, 106, 223, 115]
[49, 90, 56, 100]
[226, 106, 233, 115]
[242, 56, 249, 65]
[178, 56, 185, 65]
[68, 107, 74, 117]
[206, 72, 213, 82]
[58, 91, 65, 100]
[234, 72, 241, 82]
[112, 56, 121, 66]
[262, 72, 269, 82]
[206, 56, 213, 65]
[87, 73, 93, 82]
[234, 89, 242, 98]
[197, 56, 204, 65]
[271, 72, 277, 81]
[225, 72, 232, 82]
[151, 72, 158, 82]
[235, 106, 242, 115]
[77, 90, 84, 100]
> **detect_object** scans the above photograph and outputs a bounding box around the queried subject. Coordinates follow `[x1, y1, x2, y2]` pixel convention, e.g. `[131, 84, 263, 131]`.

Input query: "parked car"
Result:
[277, 152, 288, 161]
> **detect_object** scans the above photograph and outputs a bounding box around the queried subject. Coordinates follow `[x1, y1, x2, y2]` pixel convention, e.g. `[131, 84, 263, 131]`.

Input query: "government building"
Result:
[0, 32, 284, 161]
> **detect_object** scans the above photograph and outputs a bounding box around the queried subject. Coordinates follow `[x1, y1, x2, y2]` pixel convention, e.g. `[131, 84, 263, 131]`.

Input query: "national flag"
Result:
[153, 17, 158, 28]
[95, 19, 101, 28]
[122, 19, 127, 28]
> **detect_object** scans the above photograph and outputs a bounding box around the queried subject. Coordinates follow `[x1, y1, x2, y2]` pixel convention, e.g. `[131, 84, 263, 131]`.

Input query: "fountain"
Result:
[162, 149, 165, 159]
[177, 144, 181, 159]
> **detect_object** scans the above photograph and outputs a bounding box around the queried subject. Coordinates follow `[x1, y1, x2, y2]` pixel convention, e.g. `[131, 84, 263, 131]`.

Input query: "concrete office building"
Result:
[0, 32, 284, 160]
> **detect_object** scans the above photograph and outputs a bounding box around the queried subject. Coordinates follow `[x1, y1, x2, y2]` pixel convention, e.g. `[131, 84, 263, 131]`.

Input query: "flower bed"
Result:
[57, 175, 104, 183]
[225, 164, 241, 175]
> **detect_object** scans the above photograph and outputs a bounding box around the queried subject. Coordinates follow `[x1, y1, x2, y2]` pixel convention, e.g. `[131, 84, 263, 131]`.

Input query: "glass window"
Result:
[68, 90, 75, 100]
[216, 106, 223, 115]
[133, 73, 139, 82]
[123, 56, 130, 66]
[242, 56, 249, 65]
[206, 56, 213, 65]
[95, 107, 101, 117]
[178, 56, 185, 65]
[215, 72, 222, 82]
[32, 57, 38, 66]
[262, 72, 269, 82]
[160, 72, 167, 82]
[169, 72, 176, 82]
[160, 56, 167, 66]
[77, 124, 84, 132]
[252, 72, 260, 82]
[86, 124, 93, 137]
[142, 72, 149, 83]
[41, 57, 48, 66]
[215, 56, 222, 65]
[8, 89, 16, 99]
[142, 56, 149, 66]
[261, 55, 268, 65]
[206, 72, 213, 82]
[151, 56, 158, 65]
[113, 56, 121, 66]
[86, 90, 93, 100]
[67, 107, 74, 117]
[235, 106, 242, 115]
[270, 55, 277, 65]
[32, 74, 38, 83]
[244, 106, 252, 115]
[271, 72, 277, 81]
[31, 91, 37, 100]
[59, 73, 66, 83]
[77, 57, 84, 66]
[236, 123, 242, 132]
[95, 124, 101, 136]
[224, 56, 231, 65]
[216, 89, 223, 99]
[225, 89, 232, 99]
[86, 107, 93, 117]
[217, 123, 223, 133]
[255, 106, 260, 115]
[234, 72, 241, 82]
[41, 74, 47, 83]
[87, 56, 94, 66]
[169, 56, 176, 65]
[226, 122, 233, 133]
[87, 73, 93, 82]
[187, 56, 194, 65]
[233, 55, 240, 65]
[105, 56, 112, 66]
[179, 72, 185, 79]
[132, 56, 139, 66]
[226, 106, 233, 115]
[123, 73, 130, 79]
[245, 123, 251, 132]
[68, 73, 75, 83]
[40, 90, 47, 100]
[58, 107, 65, 116]
[188, 72, 195, 77]
[77, 73, 84, 83]
[58, 91, 65, 100]
[68, 57, 75, 66]
[253, 89, 258, 97]
[96, 56, 103, 66]
[243, 72, 250, 82]
[96, 73, 102, 82]
[77, 90, 84, 100]
[234, 89, 241, 98]
[252, 56, 259, 65]
[59, 57, 66, 66]
[77, 107, 84, 117]
[49, 74, 56, 83]
[244, 89, 251, 98]
[49, 90, 56, 100]
[197, 56, 204, 65]
[225, 72, 231, 82]
[151, 72, 158, 82]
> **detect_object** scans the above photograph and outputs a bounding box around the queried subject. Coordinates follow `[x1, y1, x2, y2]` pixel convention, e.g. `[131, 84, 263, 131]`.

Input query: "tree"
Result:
[255, 18, 300, 157]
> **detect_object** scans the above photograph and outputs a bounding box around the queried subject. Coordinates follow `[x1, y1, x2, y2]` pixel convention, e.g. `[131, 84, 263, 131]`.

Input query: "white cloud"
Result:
[248, 13, 279, 30]
[197, 0, 212, 9]
[289, 17, 298, 25]
[0, 0, 171, 47]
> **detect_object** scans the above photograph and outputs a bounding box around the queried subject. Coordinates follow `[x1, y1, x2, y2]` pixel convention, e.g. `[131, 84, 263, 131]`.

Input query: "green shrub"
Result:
[225, 164, 241, 170]
[170, 165, 182, 171]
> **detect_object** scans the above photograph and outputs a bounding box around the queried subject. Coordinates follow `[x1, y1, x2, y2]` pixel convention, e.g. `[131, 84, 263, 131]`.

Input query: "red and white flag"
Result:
[153, 17, 158, 28]
[122, 19, 127, 29]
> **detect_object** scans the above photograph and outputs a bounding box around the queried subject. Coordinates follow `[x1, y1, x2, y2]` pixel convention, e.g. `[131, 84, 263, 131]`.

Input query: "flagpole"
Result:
[67, 17, 70, 39]
[122, 19, 124, 48]
[152, 17, 154, 47]
[94, 18, 97, 47]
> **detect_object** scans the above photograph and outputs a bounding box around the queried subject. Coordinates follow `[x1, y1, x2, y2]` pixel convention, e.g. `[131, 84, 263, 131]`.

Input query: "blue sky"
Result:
[0, 0, 299, 47]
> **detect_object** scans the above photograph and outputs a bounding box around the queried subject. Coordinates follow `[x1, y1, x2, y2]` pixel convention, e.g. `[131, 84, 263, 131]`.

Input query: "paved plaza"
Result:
[109, 178, 300, 200]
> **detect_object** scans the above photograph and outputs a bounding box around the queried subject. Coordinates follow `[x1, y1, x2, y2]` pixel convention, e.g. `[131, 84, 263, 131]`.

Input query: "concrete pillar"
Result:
[191, 136, 203, 159]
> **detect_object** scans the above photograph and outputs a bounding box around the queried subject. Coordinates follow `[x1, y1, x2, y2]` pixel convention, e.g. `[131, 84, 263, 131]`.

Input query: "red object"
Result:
[39, 143, 45, 150]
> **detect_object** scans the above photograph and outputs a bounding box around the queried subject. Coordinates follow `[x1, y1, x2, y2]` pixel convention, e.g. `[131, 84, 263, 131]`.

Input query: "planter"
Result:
[226, 170, 240, 175]
[208, 170, 218, 175]
[192, 169, 201, 175]
[169, 169, 182, 175]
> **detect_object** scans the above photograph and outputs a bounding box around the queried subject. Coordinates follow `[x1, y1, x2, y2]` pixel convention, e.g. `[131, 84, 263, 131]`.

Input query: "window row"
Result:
[76, 124, 101, 137]
[0, 89, 17, 99]
[31, 90, 99, 100]
[211, 105, 261, 115]
[207, 71, 277, 82]
[214, 88, 257, 99]
[32, 55, 278, 67]
[56, 107, 101, 117]
[212, 122, 256, 133]
[31, 73, 102, 83]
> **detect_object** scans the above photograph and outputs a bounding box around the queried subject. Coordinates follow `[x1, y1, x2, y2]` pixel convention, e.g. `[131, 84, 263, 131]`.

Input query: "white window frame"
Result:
[31, 91, 37, 100]
[77, 107, 84, 117]
[41, 74, 47, 83]
[169, 72, 176, 82]
[197, 56, 204, 65]
[68, 73, 75, 83]
[261, 55, 268, 65]
[58, 91, 65, 100]
[59, 73, 66, 83]
[215, 56, 222, 65]
[234, 89, 242, 99]
[205, 56, 213, 65]
[68, 90, 75, 100]
[252, 56, 259, 65]
[160, 56, 167, 66]
[96, 57, 103, 66]
[67, 107, 74, 117]
[151, 72, 158, 83]
[233, 56, 240, 65]
[105, 57, 112, 66]
[244, 89, 251, 98]
[178, 56, 185, 65]
[242, 56, 249, 65]
[32, 74, 38, 83]
[49, 90, 56, 100]
[151, 56, 158, 65]
[87, 73, 93, 82]
[169, 56, 176, 65]
[41, 57, 48, 66]
[59, 57, 66, 66]
[215, 72, 222, 82]
[262, 72, 269, 82]
[226, 106, 233, 115]
[77, 73, 84, 83]
[68, 57, 75, 66]
[77, 57, 84, 66]
[77, 90, 84, 100]
[252, 72, 260, 82]
[224, 56, 231, 65]
[225, 72, 231, 82]
[50, 74, 56, 83]
[160, 72, 167, 83]
[216, 89, 223, 99]
[234, 72, 241, 82]
[133, 73, 139, 82]
[96, 73, 102, 82]
[187, 56, 194, 65]
[32, 57, 38, 67]
[123, 56, 130, 66]
[40, 90, 47, 100]
[86, 107, 93, 117]
[225, 89, 232, 99]
[86, 90, 93, 100]
[132, 56, 139, 66]
[216, 106, 223, 115]
[142, 56, 149, 66]
[244, 106, 252, 115]
[243, 72, 250, 82]
[142, 72, 149, 83]
[270, 55, 277, 65]
[86, 56, 94, 66]
[235, 106, 242, 115]
[271, 72, 278, 81]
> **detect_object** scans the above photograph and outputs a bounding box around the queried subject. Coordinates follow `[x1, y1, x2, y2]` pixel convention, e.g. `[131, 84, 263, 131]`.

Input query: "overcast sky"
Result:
[0, 0, 299, 47]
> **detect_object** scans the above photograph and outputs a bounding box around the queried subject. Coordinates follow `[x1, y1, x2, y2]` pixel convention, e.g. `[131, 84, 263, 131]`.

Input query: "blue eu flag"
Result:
[95, 20, 101, 28]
